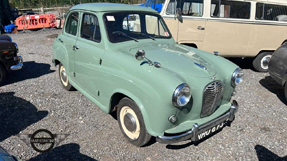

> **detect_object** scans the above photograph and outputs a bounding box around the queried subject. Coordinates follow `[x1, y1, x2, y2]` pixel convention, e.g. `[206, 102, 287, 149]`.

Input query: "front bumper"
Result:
[10, 56, 23, 70]
[156, 100, 238, 144]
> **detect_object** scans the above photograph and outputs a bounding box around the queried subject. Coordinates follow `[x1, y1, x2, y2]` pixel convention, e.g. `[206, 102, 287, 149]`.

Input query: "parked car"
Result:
[268, 44, 287, 100]
[0, 35, 23, 85]
[52, 3, 243, 146]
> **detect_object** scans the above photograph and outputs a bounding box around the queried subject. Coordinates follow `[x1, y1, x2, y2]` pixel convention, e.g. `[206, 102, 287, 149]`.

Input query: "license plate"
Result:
[197, 122, 225, 140]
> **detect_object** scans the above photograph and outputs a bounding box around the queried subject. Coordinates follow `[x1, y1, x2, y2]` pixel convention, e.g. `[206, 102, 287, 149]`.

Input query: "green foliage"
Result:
[8, 0, 145, 8]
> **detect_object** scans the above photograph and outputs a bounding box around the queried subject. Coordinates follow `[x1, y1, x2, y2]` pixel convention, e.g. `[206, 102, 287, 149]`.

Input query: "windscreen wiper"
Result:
[139, 33, 155, 41]
[112, 31, 138, 42]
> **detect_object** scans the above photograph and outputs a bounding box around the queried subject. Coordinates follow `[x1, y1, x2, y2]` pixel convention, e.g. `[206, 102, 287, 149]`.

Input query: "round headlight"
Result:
[172, 83, 191, 107]
[231, 68, 244, 86]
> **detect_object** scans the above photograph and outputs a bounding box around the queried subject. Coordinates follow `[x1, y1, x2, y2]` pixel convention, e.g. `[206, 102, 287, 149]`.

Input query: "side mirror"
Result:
[64, 13, 67, 19]
[176, 8, 182, 17]
[135, 49, 146, 61]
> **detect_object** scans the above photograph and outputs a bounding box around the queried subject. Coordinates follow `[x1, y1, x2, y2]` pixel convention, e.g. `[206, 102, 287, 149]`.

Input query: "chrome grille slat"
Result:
[201, 81, 224, 117]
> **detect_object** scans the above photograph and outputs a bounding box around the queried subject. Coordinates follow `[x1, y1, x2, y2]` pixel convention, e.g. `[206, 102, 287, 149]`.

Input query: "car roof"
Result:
[70, 3, 158, 13]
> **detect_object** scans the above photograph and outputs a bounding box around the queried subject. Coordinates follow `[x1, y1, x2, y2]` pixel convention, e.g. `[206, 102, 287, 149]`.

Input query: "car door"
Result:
[163, 0, 206, 44]
[74, 12, 105, 99]
[58, 11, 80, 80]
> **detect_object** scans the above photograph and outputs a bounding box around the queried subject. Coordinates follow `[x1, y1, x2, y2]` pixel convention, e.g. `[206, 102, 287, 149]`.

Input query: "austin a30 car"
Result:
[52, 3, 243, 146]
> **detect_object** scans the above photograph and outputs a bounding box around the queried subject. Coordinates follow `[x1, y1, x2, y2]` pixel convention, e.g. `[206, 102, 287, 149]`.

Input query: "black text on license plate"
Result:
[197, 122, 225, 140]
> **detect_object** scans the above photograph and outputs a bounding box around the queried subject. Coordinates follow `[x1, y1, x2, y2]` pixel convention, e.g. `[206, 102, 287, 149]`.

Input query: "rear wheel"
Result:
[252, 52, 272, 72]
[58, 63, 74, 91]
[117, 97, 151, 147]
[0, 64, 6, 86]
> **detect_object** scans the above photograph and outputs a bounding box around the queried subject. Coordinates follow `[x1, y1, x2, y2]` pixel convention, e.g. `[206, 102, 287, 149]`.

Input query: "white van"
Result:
[144, 0, 287, 72]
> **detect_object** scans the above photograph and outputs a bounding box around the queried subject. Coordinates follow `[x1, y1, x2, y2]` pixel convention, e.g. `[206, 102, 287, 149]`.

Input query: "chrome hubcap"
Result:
[261, 55, 272, 70]
[61, 70, 67, 83]
[124, 113, 137, 132]
[120, 106, 140, 140]
[60, 66, 68, 86]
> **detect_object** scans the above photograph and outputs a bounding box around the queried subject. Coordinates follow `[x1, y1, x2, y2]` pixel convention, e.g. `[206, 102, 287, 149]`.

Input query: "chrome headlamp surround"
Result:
[172, 83, 192, 107]
[231, 68, 244, 87]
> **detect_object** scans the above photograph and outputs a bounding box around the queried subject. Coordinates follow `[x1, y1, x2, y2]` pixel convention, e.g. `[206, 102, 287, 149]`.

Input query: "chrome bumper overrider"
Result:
[156, 100, 239, 144]
[10, 56, 23, 70]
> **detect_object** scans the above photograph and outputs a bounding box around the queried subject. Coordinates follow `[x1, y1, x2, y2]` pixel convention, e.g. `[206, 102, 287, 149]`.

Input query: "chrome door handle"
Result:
[197, 26, 205, 30]
[59, 38, 63, 43]
[73, 45, 79, 50]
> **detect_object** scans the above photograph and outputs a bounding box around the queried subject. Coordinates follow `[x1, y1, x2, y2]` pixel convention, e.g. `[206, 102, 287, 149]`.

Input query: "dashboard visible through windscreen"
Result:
[104, 12, 172, 43]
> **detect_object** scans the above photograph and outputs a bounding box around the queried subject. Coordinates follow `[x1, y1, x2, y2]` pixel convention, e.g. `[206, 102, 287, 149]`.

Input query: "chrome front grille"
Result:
[201, 81, 224, 117]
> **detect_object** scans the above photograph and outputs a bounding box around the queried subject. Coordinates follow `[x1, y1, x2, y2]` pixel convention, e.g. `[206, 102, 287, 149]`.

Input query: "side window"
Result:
[166, 0, 203, 17]
[211, 0, 250, 19]
[122, 14, 141, 32]
[256, 3, 287, 21]
[65, 12, 79, 36]
[146, 15, 169, 37]
[81, 13, 101, 42]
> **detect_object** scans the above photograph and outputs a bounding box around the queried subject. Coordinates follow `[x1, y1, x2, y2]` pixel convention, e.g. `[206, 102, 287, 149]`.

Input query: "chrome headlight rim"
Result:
[231, 68, 244, 87]
[172, 83, 192, 107]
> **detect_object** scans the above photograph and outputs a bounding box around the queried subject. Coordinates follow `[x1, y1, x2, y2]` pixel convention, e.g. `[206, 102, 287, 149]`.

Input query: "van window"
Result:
[256, 3, 287, 22]
[211, 0, 250, 19]
[166, 0, 203, 17]
[81, 13, 101, 42]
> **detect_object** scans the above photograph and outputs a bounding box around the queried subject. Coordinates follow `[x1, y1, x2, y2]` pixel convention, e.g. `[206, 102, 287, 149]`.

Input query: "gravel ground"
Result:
[0, 29, 286, 161]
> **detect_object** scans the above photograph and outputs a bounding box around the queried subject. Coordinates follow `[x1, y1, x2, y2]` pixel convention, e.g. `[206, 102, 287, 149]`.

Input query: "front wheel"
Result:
[58, 63, 74, 91]
[117, 98, 151, 147]
[0, 64, 6, 86]
[252, 52, 272, 72]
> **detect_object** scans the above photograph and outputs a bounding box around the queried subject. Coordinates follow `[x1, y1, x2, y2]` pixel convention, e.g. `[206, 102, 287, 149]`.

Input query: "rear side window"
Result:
[211, 0, 250, 19]
[256, 3, 287, 21]
[81, 13, 101, 42]
[65, 12, 79, 36]
[166, 0, 203, 17]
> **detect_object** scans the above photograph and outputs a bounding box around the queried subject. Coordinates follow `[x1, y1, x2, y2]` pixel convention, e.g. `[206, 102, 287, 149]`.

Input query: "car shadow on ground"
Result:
[259, 76, 287, 105]
[29, 143, 97, 161]
[255, 145, 287, 161]
[227, 57, 255, 70]
[4, 61, 55, 86]
[0, 92, 48, 142]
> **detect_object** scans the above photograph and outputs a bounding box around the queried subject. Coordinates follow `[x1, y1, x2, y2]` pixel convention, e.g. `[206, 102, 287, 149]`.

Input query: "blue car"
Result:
[139, 0, 163, 12]
[0, 147, 19, 161]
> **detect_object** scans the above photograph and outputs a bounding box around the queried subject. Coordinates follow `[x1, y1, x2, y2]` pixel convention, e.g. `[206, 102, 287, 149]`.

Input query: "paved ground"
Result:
[0, 29, 286, 161]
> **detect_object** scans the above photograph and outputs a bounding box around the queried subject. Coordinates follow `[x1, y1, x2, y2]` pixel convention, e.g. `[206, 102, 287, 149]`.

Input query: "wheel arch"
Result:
[109, 90, 155, 136]
[255, 50, 274, 58]
[182, 43, 198, 49]
[281, 40, 287, 45]
[53, 59, 61, 66]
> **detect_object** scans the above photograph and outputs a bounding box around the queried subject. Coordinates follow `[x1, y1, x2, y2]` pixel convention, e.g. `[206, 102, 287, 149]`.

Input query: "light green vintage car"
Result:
[52, 3, 243, 146]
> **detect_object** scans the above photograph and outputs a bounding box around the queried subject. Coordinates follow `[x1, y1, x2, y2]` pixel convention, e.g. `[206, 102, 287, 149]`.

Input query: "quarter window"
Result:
[256, 3, 287, 21]
[65, 12, 79, 36]
[166, 0, 203, 17]
[81, 13, 101, 42]
[211, 0, 250, 19]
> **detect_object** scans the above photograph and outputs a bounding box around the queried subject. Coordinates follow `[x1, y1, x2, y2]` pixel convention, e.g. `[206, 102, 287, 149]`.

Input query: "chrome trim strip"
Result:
[10, 56, 23, 70]
[156, 100, 238, 144]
